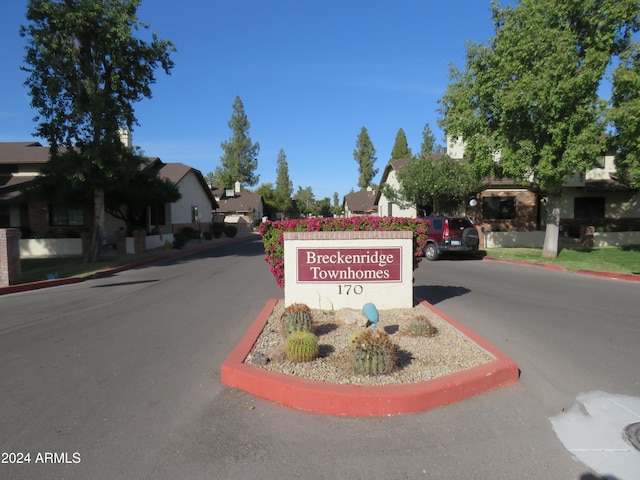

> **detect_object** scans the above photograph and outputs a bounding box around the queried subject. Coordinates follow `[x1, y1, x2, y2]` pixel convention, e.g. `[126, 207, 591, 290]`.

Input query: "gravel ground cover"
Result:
[245, 300, 494, 386]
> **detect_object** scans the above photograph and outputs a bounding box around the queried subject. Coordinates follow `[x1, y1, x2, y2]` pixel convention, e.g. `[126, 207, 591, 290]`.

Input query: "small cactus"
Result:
[352, 329, 397, 375]
[285, 331, 319, 362]
[410, 316, 435, 336]
[283, 303, 313, 335]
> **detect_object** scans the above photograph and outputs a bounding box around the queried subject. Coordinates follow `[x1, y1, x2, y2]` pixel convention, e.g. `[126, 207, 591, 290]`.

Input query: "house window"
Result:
[191, 206, 199, 223]
[574, 197, 605, 219]
[50, 205, 84, 226]
[0, 205, 10, 227]
[149, 204, 166, 226]
[483, 197, 516, 220]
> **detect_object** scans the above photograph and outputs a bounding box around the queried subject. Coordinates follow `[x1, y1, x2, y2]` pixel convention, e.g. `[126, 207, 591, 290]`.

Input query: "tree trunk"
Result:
[86, 187, 105, 263]
[542, 193, 561, 259]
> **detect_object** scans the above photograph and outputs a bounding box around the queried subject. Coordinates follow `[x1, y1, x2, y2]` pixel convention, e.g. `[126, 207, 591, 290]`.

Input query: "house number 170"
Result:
[337, 284, 363, 295]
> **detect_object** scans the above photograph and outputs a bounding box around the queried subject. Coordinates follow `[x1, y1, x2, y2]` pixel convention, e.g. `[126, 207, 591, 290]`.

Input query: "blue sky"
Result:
[1, 1, 498, 200]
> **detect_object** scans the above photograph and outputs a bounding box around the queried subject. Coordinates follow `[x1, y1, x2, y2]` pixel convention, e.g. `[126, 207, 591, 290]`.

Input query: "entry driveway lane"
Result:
[1, 242, 637, 479]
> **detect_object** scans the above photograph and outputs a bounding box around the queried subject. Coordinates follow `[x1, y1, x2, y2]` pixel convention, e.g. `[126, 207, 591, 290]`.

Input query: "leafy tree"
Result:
[353, 127, 378, 190]
[255, 182, 278, 219]
[438, 0, 639, 258]
[204, 171, 215, 187]
[103, 159, 181, 232]
[316, 197, 333, 218]
[390, 128, 412, 160]
[609, 43, 640, 188]
[274, 148, 293, 214]
[20, 0, 175, 262]
[211, 95, 260, 188]
[293, 186, 315, 216]
[382, 155, 482, 216]
[30, 149, 181, 235]
[419, 123, 437, 159]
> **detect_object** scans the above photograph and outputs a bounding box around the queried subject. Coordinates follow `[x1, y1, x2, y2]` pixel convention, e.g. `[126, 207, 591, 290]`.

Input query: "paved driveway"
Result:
[1, 239, 637, 479]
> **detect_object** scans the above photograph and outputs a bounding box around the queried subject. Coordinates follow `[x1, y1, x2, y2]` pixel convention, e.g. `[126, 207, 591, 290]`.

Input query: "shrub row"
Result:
[259, 216, 429, 289]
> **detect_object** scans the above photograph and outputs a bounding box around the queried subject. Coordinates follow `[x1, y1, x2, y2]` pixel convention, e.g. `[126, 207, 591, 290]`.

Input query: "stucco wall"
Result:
[171, 172, 212, 224]
[377, 170, 417, 218]
[560, 189, 640, 218]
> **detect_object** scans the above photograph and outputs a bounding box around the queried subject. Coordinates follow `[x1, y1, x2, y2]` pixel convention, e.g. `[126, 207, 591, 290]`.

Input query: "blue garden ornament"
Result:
[362, 302, 379, 330]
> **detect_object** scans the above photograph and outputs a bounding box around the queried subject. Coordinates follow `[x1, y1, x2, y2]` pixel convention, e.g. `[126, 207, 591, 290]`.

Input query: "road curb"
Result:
[481, 256, 568, 271]
[574, 269, 640, 282]
[221, 298, 519, 417]
[0, 235, 253, 296]
[482, 256, 640, 282]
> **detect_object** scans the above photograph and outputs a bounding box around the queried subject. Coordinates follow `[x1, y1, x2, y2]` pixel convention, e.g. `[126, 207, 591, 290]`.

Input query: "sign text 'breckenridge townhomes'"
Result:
[284, 231, 414, 310]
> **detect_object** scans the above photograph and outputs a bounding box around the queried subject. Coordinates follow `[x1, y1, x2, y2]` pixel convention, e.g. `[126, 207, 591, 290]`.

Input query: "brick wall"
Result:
[0, 228, 21, 286]
[478, 190, 538, 232]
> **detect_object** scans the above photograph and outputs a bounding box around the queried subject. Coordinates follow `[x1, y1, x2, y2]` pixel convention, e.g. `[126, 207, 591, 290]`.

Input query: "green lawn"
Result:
[19, 252, 157, 284]
[483, 246, 640, 275]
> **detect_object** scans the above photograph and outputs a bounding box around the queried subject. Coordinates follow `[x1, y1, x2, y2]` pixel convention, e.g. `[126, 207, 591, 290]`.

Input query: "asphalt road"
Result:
[1, 237, 638, 479]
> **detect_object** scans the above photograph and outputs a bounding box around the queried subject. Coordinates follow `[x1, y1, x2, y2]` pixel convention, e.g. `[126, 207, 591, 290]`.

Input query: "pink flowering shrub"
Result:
[259, 216, 430, 289]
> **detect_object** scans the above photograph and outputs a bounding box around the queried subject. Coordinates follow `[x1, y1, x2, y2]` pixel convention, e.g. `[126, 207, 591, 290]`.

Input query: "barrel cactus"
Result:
[285, 331, 319, 362]
[410, 316, 436, 337]
[283, 303, 313, 335]
[352, 329, 397, 375]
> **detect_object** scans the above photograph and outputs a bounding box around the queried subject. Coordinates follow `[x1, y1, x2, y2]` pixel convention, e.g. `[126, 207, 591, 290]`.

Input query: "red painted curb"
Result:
[575, 269, 640, 282]
[482, 256, 567, 271]
[221, 298, 519, 417]
[0, 276, 83, 295]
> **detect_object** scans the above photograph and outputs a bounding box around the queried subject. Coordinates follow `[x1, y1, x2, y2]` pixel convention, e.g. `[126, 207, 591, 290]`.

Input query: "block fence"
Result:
[0, 228, 21, 286]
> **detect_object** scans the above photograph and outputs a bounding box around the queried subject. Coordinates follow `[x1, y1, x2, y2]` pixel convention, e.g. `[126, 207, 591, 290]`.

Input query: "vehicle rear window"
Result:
[447, 218, 472, 230]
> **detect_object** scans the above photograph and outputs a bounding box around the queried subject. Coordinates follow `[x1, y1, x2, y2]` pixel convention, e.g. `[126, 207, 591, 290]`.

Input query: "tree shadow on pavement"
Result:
[413, 285, 470, 305]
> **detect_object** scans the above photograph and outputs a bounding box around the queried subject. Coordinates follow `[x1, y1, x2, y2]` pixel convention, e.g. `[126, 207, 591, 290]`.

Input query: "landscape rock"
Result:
[335, 308, 369, 327]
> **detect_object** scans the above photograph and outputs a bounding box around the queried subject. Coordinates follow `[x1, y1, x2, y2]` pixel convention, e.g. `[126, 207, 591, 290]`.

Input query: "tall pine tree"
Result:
[390, 128, 412, 160]
[419, 123, 437, 159]
[212, 96, 260, 188]
[274, 148, 293, 214]
[353, 127, 378, 190]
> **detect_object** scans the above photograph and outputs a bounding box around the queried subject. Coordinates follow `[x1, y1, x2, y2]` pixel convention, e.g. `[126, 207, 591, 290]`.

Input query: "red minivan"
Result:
[420, 216, 480, 261]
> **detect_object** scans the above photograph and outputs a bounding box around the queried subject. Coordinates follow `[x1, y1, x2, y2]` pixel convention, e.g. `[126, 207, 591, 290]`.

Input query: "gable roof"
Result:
[343, 189, 377, 214]
[158, 162, 218, 209]
[215, 190, 264, 214]
[0, 142, 50, 165]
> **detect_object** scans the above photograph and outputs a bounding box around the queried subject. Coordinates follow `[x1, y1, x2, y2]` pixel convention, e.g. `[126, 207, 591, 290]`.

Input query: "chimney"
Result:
[234, 181, 241, 193]
[119, 128, 132, 148]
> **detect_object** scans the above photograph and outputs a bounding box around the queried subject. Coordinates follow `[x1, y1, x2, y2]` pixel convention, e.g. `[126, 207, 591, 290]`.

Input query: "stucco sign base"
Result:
[283, 231, 414, 310]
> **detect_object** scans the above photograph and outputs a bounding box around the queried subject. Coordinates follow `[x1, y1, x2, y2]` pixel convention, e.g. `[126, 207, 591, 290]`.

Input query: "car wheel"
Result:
[462, 227, 479, 247]
[425, 243, 439, 261]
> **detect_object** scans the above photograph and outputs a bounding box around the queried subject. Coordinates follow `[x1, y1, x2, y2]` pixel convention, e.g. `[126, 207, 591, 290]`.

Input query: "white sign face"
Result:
[283, 233, 413, 310]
